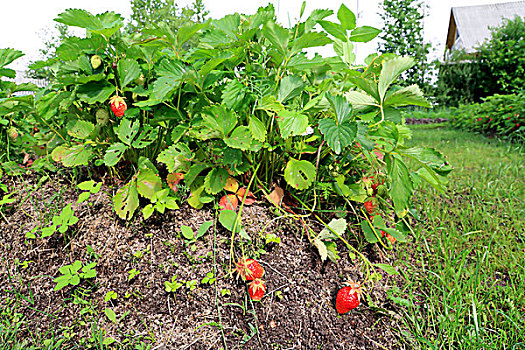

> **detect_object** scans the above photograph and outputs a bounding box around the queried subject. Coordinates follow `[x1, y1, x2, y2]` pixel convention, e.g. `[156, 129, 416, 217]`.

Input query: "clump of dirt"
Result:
[405, 118, 448, 125]
[0, 174, 405, 349]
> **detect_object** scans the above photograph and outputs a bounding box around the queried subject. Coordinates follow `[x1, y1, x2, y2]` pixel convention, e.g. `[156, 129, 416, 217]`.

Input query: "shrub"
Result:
[449, 92, 525, 141]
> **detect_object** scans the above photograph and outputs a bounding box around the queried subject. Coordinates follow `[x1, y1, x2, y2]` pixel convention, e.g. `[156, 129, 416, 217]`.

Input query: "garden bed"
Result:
[0, 173, 402, 349]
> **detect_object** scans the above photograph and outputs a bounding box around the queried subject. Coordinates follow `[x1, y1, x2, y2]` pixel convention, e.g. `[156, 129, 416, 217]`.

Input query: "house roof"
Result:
[446, 1, 525, 52]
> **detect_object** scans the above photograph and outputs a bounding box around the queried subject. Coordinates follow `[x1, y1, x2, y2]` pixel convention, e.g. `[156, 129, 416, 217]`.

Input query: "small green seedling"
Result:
[42, 204, 79, 238]
[104, 308, 118, 324]
[180, 221, 213, 244]
[54, 260, 97, 291]
[142, 188, 179, 219]
[128, 268, 140, 280]
[186, 280, 198, 291]
[165, 275, 183, 293]
[201, 272, 216, 285]
[77, 180, 102, 204]
[105, 290, 118, 302]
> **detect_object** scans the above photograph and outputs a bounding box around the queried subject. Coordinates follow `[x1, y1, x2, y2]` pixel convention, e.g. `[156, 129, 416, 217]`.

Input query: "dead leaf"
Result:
[219, 194, 238, 211]
[266, 186, 284, 207]
[236, 188, 256, 205]
[223, 177, 239, 193]
[167, 173, 185, 192]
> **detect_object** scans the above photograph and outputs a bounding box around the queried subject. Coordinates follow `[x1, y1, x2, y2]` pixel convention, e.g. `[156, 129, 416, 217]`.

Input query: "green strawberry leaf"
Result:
[132, 125, 158, 149]
[318, 118, 357, 154]
[278, 75, 305, 103]
[117, 118, 140, 146]
[277, 110, 308, 139]
[51, 145, 93, 167]
[113, 179, 139, 220]
[136, 168, 162, 200]
[284, 158, 316, 190]
[117, 59, 140, 89]
[66, 119, 95, 140]
[104, 143, 128, 167]
[224, 126, 252, 150]
[156, 143, 193, 173]
[204, 168, 229, 195]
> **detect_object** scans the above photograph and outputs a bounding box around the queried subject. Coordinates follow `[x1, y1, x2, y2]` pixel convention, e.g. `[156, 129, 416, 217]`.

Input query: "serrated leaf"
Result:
[0, 48, 24, 68]
[344, 91, 377, 111]
[327, 94, 352, 124]
[378, 57, 415, 101]
[278, 75, 305, 103]
[284, 158, 316, 190]
[384, 85, 431, 108]
[202, 106, 237, 137]
[381, 227, 407, 243]
[277, 110, 308, 139]
[51, 145, 92, 167]
[132, 125, 158, 149]
[361, 220, 379, 243]
[222, 79, 246, 110]
[223, 177, 239, 193]
[318, 119, 357, 154]
[118, 59, 140, 89]
[137, 168, 162, 200]
[113, 180, 139, 220]
[249, 116, 266, 142]
[66, 119, 95, 140]
[291, 32, 331, 54]
[313, 238, 328, 262]
[388, 154, 413, 216]
[104, 143, 127, 167]
[337, 4, 356, 31]
[204, 168, 229, 195]
[318, 20, 347, 41]
[319, 218, 347, 240]
[77, 82, 114, 104]
[117, 118, 140, 146]
[185, 164, 209, 188]
[262, 21, 289, 56]
[224, 126, 252, 150]
[156, 143, 192, 173]
[349, 26, 381, 42]
[219, 194, 238, 211]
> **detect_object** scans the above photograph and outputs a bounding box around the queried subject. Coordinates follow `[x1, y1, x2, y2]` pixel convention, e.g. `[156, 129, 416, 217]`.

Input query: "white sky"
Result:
[1, 0, 523, 70]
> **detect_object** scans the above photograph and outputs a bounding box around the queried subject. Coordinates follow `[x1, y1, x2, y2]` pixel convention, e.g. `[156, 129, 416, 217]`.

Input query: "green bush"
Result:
[435, 16, 525, 106]
[449, 92, 525, 141]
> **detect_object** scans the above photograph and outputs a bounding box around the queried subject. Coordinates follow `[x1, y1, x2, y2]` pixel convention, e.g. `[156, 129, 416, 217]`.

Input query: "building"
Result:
[445, 1, 525, 54]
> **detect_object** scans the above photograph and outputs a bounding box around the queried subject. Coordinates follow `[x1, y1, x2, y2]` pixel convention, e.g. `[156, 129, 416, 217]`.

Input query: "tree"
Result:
[377, 0, 431, 89]
[126, 0, 208, 34]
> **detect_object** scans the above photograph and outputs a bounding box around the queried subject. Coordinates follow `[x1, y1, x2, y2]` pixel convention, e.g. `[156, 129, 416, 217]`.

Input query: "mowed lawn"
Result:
[396, 125, 525, 349]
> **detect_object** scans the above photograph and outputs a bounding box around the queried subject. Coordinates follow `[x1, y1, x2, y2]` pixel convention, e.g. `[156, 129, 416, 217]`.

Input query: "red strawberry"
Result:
[335, 281, 362, 314]
[236, 258, 264, 281]
[109, 96, 127, 117]
[248, 278, 266, 301]
[380, 230, 396, 244]
[364, 198, 377, 215]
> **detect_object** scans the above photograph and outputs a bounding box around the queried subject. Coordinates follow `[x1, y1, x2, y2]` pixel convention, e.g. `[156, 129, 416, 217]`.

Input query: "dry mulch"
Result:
[0, 173, 405, 349]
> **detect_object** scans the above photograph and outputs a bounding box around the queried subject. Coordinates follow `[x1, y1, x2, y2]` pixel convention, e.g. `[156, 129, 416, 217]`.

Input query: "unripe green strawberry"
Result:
[376, 184, 387, 197]
[91, 55, 102, 69]
[96, 108, 110, 126]
[134, 74, 145, 86]
[8, 127, 18, 142]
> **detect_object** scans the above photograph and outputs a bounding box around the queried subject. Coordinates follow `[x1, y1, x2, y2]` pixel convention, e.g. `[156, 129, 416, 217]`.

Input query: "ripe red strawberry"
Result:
[236, 258, 264, 281]
[248, 278, 266, 301]
[380, 230, 396, 244]
[109, 96, 127, 117]
[335, 281, 362, 314]
[364, 198, 377, 214]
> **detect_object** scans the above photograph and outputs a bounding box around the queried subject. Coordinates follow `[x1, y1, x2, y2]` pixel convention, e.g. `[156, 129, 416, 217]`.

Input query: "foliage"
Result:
[433, 49, 488, 107]
[54, 260, 97, 291]
[11, 4, 449, 261]
[477, 16, 525, 95]
[436, 16, 525, 106]
[377, 0, 431, 89]
[126, 0, 208, 34]
[449, 92, 525, 142]
[0, 49, 39, 164]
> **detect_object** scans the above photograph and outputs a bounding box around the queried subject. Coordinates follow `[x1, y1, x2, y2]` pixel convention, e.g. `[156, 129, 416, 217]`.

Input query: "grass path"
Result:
[397, 126, 525, 349]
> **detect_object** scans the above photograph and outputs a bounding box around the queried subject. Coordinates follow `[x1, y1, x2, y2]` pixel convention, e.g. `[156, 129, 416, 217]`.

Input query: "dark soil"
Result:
[405, 118, 448, 125]
[0, 174, 404, 349]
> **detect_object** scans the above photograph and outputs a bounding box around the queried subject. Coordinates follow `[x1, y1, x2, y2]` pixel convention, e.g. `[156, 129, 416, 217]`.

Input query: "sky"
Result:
[1, 0, 523, 70]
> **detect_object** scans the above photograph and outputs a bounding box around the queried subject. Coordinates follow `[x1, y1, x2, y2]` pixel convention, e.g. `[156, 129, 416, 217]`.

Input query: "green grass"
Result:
[397, 125, 525, 349]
